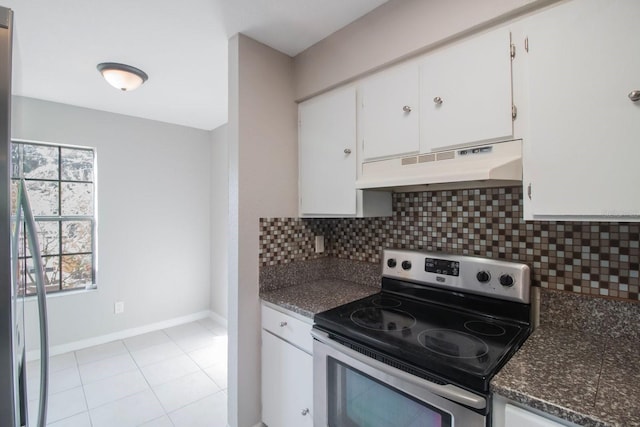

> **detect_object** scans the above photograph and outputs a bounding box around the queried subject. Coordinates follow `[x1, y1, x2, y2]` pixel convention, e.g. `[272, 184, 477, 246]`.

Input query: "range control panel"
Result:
[382, 249, 531, 303]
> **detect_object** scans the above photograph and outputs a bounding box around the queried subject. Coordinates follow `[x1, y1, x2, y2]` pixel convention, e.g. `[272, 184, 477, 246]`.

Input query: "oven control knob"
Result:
[401, 260, 412, 270]
[499, 274, 515, 287]
[387, 258, 397, 268]
[476, 271, 491, 283]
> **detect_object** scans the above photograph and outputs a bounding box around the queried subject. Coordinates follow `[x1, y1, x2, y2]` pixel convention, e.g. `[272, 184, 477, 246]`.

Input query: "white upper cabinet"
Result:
[299, 87, 392, 217]
[299, 87, 357, 216]
[360, 65, 420, 161]
[521, 0, 640, 220]
[420, 27, 514, 153]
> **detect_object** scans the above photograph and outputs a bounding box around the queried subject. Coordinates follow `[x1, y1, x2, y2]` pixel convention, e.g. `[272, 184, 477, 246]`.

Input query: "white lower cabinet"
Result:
[504, 404, 568, 427]
[493, 396, 579, 427]
[261, 305, 313, 427]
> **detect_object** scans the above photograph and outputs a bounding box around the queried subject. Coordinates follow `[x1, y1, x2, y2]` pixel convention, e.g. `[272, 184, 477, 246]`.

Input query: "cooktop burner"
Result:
[350, 307, 417, 331]
[464, 320, 507, 337]
[370, 296, 402, 308]
[418, 329, 489, 359]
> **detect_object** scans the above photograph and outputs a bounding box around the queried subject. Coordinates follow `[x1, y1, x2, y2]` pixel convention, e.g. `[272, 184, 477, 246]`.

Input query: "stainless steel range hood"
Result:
[356, 139, 522, 191]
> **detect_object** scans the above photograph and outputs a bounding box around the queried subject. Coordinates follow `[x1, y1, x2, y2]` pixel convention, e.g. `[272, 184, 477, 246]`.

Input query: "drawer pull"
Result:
[279, 321, 288, 327]
[301, 408, 310, 416]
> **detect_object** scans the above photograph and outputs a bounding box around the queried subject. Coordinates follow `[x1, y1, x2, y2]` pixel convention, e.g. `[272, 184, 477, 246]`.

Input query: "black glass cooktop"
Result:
[314, 290, 530, 393]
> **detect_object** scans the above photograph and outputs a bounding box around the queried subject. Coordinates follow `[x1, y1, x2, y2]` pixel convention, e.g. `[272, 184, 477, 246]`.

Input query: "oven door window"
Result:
[327, 358, 453, 427]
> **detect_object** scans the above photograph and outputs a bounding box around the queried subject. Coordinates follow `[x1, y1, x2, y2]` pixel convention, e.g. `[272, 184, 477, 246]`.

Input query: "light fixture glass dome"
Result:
[97, 62, 148, 91]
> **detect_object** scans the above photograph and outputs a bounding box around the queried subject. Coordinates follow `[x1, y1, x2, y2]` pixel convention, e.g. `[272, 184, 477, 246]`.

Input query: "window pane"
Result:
[11, 143, 21, 178]
[16, 258, 27, 296]
[16, 223, 26, 258]
[23, 144, 58, 180]
[61, 255, 92, 290]
[25, 256, 61, 294]
[25, 181, 59, 216]
[31, 221, 60, 256]
[10, 180, 18, 216]
[61, 148, 93, 182]
[62, 221, 92, 254]
[61, 183, 93, 216]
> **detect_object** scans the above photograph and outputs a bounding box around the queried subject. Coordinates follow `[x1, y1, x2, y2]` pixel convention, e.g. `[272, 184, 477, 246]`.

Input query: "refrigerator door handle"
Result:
[17, 180, 49, 427]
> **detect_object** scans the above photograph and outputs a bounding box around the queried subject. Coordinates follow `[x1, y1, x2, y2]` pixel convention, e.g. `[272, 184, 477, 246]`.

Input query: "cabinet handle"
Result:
[344, 148, 352, 154]
[402, 105, 412, 113]
[279, 321, 287, 327]
[433, 96, 443, 105]
[301, 408, 310, 416]
[629, 90, 640, 102]
[527, 183, 532, 200]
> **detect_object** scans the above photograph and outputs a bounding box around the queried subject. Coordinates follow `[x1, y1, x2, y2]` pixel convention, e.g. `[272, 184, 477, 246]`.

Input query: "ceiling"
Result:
[3, 0, 388, 130]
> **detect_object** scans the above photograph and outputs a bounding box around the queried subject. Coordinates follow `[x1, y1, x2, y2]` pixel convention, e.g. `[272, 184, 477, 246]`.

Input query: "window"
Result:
[11, 141, 96, 295]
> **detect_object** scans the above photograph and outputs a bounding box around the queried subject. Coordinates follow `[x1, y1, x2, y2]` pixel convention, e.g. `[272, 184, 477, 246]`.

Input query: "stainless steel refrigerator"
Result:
[1, 6, 49, 427]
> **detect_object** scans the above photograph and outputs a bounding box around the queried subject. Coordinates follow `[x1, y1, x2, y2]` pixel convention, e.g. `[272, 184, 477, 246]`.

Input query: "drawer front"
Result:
[505, 404, 568, 427]
[262, 304, 313, 354]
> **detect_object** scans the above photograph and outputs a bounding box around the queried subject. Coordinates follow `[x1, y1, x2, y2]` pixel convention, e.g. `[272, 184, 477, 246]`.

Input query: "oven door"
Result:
[312, 329, 487, 427]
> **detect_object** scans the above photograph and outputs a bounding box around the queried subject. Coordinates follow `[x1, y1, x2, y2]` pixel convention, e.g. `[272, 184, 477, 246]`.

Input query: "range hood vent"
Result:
[356, 140, 522, 191]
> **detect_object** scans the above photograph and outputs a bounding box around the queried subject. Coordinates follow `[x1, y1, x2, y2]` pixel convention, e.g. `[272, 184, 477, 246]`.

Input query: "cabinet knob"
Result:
[279, 321, 287, 327]
[433, 96, 443, 105]
[301, 408, 310, 416]
[402, 105, 412, 113]
[344, 148, 352, 154]
[629, 90, 640, 102]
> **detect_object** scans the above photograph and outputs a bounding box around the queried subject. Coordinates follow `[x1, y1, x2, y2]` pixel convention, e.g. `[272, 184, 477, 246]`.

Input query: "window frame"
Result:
[12, 138, 98, 295]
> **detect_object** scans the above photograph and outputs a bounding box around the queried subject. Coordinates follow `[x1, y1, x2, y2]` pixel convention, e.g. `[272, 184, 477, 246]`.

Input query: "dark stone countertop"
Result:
[260, 279, 379, 319]
[492, 291, 640, 427]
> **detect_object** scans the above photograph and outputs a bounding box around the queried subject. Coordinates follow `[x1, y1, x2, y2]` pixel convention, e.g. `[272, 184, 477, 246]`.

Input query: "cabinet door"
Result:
[299, 87, 356, 216]
[420, 27, 513, 152]
[523, 0, 640, 218]
[360, 65, 420, 160]
[262, 331, 313, 427]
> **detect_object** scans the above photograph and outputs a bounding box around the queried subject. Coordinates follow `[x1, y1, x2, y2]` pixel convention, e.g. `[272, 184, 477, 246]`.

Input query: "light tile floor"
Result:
[27, 318, 228, 427]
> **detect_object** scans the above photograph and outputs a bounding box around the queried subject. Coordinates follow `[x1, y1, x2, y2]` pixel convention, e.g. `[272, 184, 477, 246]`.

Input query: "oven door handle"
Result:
[311, 329, 486, 410]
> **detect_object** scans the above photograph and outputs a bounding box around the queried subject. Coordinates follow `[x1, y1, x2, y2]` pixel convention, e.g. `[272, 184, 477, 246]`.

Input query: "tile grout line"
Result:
[130, 329, 178, 426]
[73, 349, 95, 427]
[155, 325, 225, 419]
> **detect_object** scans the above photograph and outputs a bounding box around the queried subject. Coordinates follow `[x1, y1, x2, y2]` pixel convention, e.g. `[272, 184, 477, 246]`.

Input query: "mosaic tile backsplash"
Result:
[259, 187, 640, 302]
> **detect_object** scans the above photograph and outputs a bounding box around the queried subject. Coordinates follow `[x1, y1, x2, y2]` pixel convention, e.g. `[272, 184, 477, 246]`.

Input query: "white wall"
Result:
[293, 0, 558, 99]
[227, 34, 298, 427]
[12, 96, 212, 349]
[210, 124, 228, 322]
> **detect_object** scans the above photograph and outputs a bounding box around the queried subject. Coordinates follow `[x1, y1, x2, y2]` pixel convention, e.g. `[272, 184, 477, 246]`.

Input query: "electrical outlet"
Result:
[315, 235, 325, 253]
[114, 301, 124, 314]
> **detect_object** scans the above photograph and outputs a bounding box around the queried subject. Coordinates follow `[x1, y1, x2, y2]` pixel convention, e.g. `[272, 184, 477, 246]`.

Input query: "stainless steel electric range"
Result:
[312, 249, 533, 427]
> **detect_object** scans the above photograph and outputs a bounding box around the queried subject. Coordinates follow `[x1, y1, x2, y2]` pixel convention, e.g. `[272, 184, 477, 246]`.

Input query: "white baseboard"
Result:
[27, 310, 214, 361]
[209, 310, 228, 328]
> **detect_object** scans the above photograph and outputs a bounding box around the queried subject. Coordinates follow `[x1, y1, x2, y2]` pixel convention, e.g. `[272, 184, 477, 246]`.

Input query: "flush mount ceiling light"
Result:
[97, 62, 148, 91]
